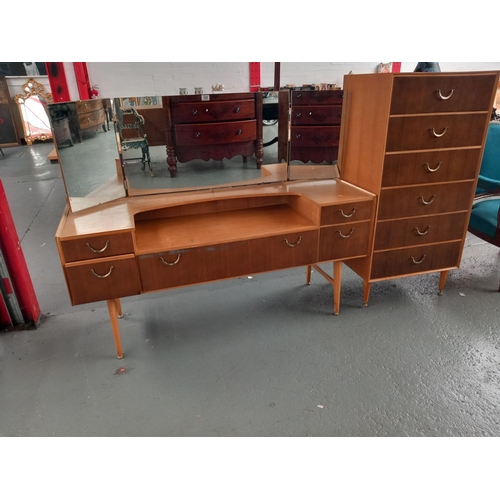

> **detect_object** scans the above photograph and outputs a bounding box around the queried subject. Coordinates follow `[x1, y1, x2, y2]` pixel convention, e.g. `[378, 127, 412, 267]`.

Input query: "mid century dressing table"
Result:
[51, 71, 499, 359]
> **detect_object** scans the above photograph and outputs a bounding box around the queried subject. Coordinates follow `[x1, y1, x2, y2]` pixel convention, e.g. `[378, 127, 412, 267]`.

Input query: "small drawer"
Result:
[138, 230, 319, 291]
[319, 221, 371, 261]
[371, 241, 463, 280]
[386, 113, 488, 152]
[289, 146, 339, 164]
[76, 99, 103, 114]
[60, 232, 135, 263]
[174, 120, 256, 146]
[320, 199, 374, 226]
[378, 181, 474, 220]
[390, 74, 498, 114]
[374, 212, 469, 251]
[291, 105, 342, 126]
[171, 99, 255, 123]
[290, 126, 340, 148]
[78, 108, 106, 130]
[292, 90, 343, 105]
[65, 254, 141, 305]
[382, 149, 482, 187]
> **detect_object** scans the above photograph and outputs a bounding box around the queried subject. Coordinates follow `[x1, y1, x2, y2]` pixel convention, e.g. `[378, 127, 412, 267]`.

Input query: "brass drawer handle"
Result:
[309, 111, 313, 116]
[91, 266, 114, 278]
[195, 132, 201, 138]
[236, 129, 242, 135]
[430, 127, 448, 138]
[160, 254, 181, 266]
[424, 161, 442, 172]
[296, 93, 302, 98]
[414, 226, 431, 236]
[419, 195, 436, 205]
[436, 89, 455, 100]
[296, 112, 302, 118]
[283, 236, 302, 247]
[410, 255, 426, 265]
[192, 109, 198, 115]
[295, 134, 301, 139]
[338, 207, 357, 218]
[86, 240, 109, 253]
[337, 228, 355, 238]
[234, 106, 240, 113]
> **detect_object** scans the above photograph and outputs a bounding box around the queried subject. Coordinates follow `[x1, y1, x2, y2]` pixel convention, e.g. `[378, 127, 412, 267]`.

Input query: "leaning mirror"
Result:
[14, 78, 53, 146]
[48, 98, 126, 212]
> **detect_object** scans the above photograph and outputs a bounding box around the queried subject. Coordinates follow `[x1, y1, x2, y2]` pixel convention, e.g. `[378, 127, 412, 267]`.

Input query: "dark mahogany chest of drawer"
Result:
[291, 105, 342, 126]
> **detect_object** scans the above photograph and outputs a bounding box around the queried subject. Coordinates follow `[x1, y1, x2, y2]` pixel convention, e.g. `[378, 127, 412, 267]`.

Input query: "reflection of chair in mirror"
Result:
[14, 78, 53, 146]
[117, 106, 153, 177]
[468, 122, 500, 290]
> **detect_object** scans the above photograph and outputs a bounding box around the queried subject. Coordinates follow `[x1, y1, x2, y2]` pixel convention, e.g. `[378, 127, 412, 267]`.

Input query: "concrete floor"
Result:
[1, 142, 500, 437]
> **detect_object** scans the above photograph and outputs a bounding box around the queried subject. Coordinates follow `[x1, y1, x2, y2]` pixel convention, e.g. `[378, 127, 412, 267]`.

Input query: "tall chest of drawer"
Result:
[340, 71, 500, 303]
[278, 89, 343, 164]
[73, 99, 108, 143]
[164, 92, 263, 178]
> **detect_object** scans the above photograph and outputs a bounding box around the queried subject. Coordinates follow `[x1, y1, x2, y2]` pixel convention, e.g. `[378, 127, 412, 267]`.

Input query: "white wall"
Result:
[78, 62, 500, 100]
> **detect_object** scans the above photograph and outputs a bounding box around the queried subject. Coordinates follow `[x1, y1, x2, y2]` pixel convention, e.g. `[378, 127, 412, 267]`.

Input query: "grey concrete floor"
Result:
[1, 142, 500, 438]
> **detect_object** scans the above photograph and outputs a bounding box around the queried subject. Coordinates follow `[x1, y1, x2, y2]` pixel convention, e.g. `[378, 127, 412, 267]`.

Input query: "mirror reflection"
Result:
[48, 98, 126, 212]
[14, 79, 53, 146]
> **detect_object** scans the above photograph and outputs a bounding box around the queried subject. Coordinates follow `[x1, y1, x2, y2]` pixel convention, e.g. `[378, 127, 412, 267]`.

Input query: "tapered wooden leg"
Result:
[107, 299, 124, 359]
[363, 281, 371, 307]
[333, 261, 342, 316]
[438, 270, 449, 296]
[306, 265, 312, 284]
[116, 298, 123, 318]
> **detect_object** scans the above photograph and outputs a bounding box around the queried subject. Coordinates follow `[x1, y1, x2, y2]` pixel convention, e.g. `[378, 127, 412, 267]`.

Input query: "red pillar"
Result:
[249, 62, 261, 92]
[0, 179, 40, 326]
[73, 62, 91, 100]
[45, 62, 71, 102]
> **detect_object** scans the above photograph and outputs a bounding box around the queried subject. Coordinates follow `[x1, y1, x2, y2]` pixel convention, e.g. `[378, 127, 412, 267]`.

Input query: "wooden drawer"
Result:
[292, 90, 343, 105]
[378, 181, 475, 220]
[374, 212, 469, 251]
[78, 108, 106, 130]
[289, 146, 339, 164]
[290, 126, 340, 148]
[174, 120, 256, 146]
[319, 221, 371, 261]
[65, 254, 141, 305]
[382, 149, 482, 187]
[76, 99, 103, 114]
[320, 199, 374, 226]
[386, 113, 488, 152]
[171, 99, 255, 123]
[371, 241, 463, 280]
[291, 105, 342, 126]
[60, 232, 135, 263]
[390, 74, 498, 114]
[138, 230, 319, 291]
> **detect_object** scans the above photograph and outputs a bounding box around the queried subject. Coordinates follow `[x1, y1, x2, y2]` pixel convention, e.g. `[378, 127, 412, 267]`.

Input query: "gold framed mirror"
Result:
[14, 78, 53, 145]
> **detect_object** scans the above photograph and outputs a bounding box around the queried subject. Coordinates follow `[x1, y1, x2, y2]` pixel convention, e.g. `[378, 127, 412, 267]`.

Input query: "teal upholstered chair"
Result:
[468, 122, 500, 290]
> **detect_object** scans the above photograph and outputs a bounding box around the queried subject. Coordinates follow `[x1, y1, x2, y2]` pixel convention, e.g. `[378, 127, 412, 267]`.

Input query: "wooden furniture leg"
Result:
[107, 298, 124, 359]
[438, 270, 449, 295]
[333, 261, 342, 316]
[116, 298, 123, 318]
[363, 281, 371, 307]
[305, 265, 312, 284]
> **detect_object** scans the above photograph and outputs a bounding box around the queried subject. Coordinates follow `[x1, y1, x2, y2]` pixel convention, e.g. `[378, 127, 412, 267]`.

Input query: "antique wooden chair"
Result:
[468, 121, 500, 290]
[116, 105, 153, 176]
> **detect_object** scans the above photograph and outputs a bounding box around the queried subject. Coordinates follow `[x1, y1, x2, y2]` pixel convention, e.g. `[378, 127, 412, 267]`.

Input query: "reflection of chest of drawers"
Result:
[340, 71, 500, 304]
[278, 89, 343, 164]
[73, 99, 108, 142]
[164, 92, 263, 178]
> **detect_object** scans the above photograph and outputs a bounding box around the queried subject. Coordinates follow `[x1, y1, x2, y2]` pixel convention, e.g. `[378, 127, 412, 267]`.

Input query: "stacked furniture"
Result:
[339, 71, 500, 304]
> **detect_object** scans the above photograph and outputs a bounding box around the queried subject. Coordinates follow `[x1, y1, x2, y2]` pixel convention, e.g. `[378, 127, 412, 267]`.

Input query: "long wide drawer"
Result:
[319, 221, 371, 261]
[76, 99, 103, 114]
[290, 126, 340, 148]
[382, 148, 482, 187]
[371, 241, 463, 280]
[292, 90, 343, 105]
[386, 113, 488, 152]
[378, 180, 475, 220]
[171, 99, 255, 123]
[78, 108, 106, 130]
[174, 120, 256, 146]
[138, 230, 319, 291]
[291, 105, 342, 126]
[65, 254, 141, 305]
[374, 212, 469, 251]
[390, 74, 498, 114]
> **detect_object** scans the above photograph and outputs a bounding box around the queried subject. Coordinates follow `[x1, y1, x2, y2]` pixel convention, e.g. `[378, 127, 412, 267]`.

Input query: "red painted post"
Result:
[249, 62, 261, 92]
[73, 62, 91, 100]
[392, 62, 402, 73]
[45, 62, 71, 102]
[0, 179, 40, 326]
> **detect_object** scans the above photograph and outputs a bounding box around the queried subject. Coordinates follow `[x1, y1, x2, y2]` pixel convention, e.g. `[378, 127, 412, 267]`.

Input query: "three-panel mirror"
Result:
[48, 92, 339, 212]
